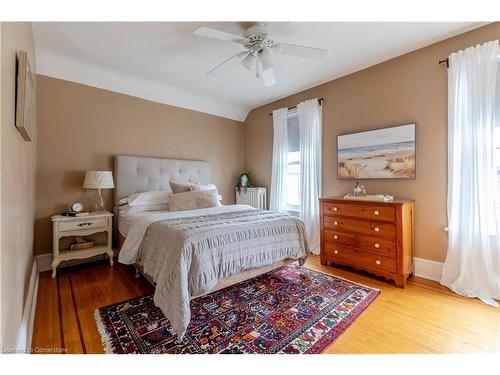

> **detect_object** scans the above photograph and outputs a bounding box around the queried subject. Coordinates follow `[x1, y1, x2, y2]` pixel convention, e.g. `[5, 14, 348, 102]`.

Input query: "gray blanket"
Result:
[136, 208, 309, 340]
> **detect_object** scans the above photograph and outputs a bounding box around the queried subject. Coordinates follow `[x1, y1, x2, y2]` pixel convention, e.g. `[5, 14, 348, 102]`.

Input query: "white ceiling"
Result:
[33, 22, 483, 121]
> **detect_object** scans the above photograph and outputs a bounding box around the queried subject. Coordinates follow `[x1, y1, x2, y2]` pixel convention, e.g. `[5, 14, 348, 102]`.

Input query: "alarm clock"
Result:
[70, 202, 84, 213]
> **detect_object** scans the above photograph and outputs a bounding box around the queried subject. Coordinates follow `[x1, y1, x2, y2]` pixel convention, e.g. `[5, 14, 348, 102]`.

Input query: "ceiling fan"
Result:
[193, 24, 327, 87]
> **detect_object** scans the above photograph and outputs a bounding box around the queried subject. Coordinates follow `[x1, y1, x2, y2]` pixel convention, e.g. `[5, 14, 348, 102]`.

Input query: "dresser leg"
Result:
[320, 257, 327, 266]
[395, 276, 407, 288]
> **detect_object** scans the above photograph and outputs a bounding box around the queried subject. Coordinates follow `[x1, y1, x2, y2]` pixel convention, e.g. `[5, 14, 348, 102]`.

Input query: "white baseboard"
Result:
[16, 259, 39, 353]
[414, 257, 444, 282]
[36, 253, 53, 272]
[39, 252, 445, 282]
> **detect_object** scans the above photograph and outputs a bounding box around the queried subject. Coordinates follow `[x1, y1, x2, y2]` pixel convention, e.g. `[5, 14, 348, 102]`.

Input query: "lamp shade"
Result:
[83, 171, 114, 189]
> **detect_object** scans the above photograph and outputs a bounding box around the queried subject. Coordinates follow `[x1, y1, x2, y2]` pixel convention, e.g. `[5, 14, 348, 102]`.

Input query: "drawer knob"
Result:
[374, 210, 379, 215]
[333, 235, 338, 240]
[334, 250, 339, 254]
[375, 260, 381, 265]
[374, 243, 380, 248]
[333, 221, 338, 226]
[333, 207, 338, 211]
[77, 222, 92, 227]
[374, 227, 380, 232]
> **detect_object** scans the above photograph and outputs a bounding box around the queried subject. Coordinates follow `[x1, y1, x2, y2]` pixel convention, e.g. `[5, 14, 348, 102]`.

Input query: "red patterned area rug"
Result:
[95, 265, 379, 354]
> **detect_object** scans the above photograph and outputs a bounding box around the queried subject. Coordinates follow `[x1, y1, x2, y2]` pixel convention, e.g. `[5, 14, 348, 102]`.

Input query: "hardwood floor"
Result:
[31, 255, 500, 354]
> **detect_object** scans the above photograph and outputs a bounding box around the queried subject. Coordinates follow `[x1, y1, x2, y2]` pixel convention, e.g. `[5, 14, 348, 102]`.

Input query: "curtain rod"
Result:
[268, 98, 324, 116]
[439, 41, 500, 68]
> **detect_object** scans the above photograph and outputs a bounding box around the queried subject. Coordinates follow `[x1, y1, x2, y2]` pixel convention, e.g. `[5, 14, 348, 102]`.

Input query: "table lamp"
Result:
[83, 171, 114, 212]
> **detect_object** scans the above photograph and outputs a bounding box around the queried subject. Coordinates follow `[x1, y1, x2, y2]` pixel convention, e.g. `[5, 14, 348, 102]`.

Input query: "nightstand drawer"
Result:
[59, 218, 108, 232]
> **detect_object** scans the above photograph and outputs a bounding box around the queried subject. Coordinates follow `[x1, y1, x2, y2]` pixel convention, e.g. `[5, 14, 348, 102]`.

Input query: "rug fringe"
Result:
[94, 309, 116, 354]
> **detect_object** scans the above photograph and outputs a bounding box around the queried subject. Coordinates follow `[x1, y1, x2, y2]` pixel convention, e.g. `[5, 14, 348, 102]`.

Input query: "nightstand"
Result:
[51, 211, 114, 278]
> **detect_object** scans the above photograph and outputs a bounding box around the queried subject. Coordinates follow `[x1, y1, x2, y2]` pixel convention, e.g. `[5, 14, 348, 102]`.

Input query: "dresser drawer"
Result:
[324, 230, 396, 257]
[323, 202, 395, 222]
[323, 216, 396, 238]
[59, 218, 108, 232]
[324, 243, 397, 274]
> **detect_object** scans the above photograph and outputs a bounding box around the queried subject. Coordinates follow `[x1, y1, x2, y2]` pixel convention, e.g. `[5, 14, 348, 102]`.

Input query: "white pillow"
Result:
[119, 203, 169, 214]
[119, 191, 171, 207]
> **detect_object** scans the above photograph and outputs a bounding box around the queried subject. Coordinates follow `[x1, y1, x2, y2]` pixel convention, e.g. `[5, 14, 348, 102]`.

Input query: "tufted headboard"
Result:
[114, 155, 210, 206]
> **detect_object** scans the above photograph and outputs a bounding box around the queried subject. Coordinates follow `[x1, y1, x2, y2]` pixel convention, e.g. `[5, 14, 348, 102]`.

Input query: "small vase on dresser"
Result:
[319, 197, 414, 288]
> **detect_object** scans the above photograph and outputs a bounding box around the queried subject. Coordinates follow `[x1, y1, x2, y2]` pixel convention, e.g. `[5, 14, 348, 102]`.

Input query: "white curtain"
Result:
[269, 108, 288, 212]
[441, 40, 500, 306]
[298, 99, 322, 254]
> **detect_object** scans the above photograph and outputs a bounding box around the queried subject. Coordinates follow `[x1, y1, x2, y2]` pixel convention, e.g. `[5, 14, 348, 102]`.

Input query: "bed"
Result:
[114, 155, 309, 340]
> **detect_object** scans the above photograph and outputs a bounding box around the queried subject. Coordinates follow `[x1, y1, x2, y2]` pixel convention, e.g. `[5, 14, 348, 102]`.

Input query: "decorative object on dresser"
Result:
[235, 187, 267, 210]
[51, 211, 114, 278]
[83, 171, 115, 211]
[343, 193, 394, 202]
[320, 197, 414, 287]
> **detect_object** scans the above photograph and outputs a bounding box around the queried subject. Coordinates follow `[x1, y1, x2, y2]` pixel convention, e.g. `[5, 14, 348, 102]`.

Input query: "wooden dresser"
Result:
[320, 197, 414, 287]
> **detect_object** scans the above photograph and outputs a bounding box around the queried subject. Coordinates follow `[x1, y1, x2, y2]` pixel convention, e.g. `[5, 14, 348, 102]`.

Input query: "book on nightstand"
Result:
[61, 211, 90, 217]
[70, 241, 94, 251]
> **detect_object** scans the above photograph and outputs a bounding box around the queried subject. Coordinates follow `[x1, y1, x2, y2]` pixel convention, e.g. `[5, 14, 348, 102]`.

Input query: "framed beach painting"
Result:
[337, 123, 416, 179]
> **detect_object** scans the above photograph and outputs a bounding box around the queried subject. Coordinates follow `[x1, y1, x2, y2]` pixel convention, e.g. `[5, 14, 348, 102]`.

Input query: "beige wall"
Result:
[35, 76, 245, 255]
[244, 22, 500, 263]
[1, 22, 37, 349]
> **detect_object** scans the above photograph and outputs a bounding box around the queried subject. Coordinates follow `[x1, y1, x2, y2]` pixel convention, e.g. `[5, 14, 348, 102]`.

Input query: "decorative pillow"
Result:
[189, 182, 222, 201]
[169, 181, 191, 194]
[119, 191, 171, 207]
[119, 203, 169, 214]
[189, 182, 218, 192]
[168, 190, 221, 212]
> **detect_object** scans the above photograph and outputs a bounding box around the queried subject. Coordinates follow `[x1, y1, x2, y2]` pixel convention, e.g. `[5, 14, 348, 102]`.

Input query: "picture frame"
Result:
[15, 50, 34, 142]
[337, 123, 416, 180]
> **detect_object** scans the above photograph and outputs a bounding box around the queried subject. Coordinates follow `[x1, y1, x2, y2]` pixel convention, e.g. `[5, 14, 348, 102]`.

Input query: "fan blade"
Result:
[206, 51, 249, 76]
[256, 48, 273, 71]
[193, 27, 246, 43]
[241, 53, 255, 71]
[262, 67, 276, 87]
[271, 42, 327, 59]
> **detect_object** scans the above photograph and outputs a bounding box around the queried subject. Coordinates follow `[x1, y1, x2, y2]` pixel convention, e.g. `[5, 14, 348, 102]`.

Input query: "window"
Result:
[286, 110, 300, 212]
